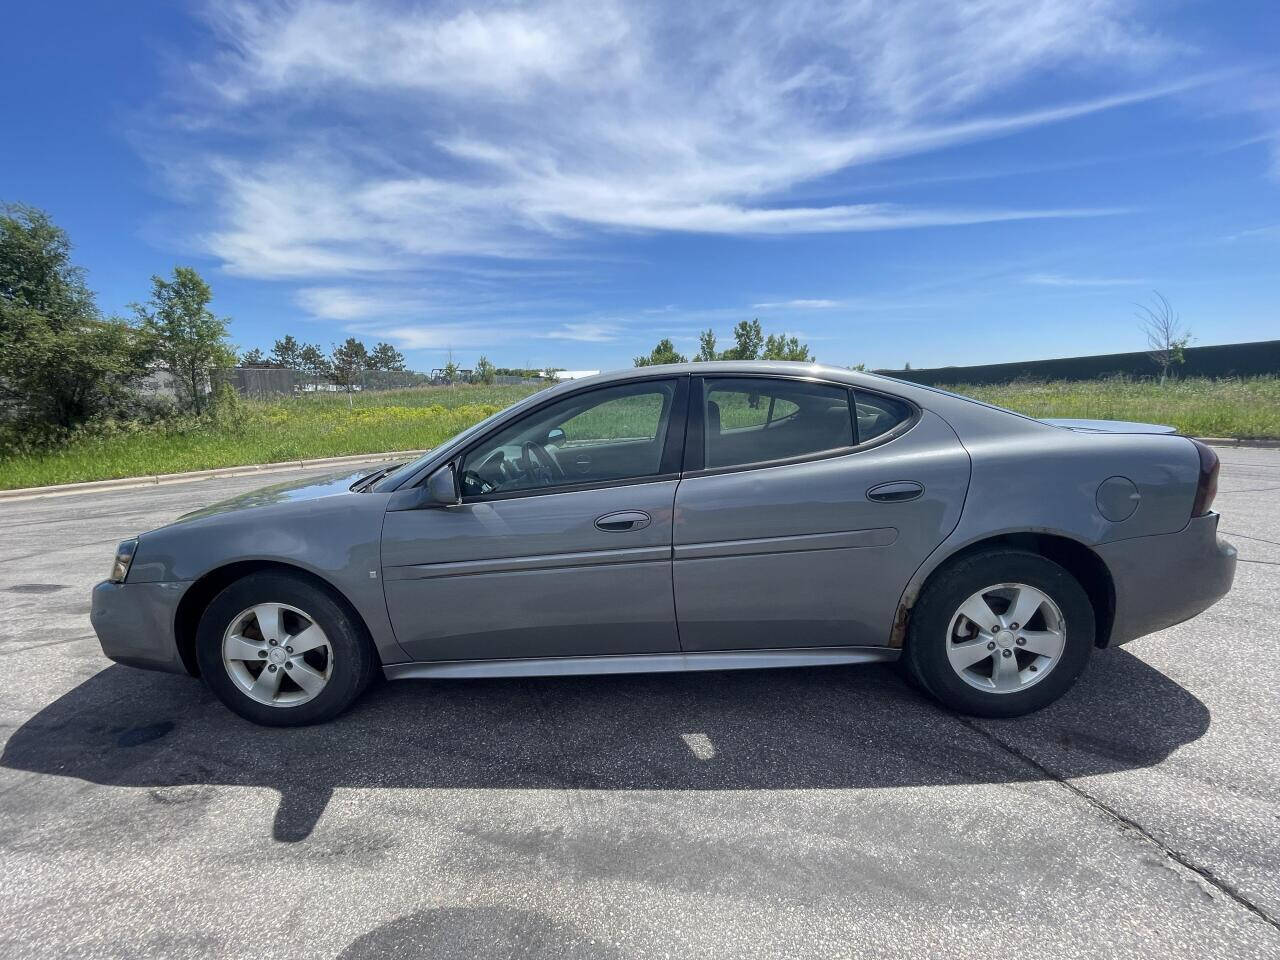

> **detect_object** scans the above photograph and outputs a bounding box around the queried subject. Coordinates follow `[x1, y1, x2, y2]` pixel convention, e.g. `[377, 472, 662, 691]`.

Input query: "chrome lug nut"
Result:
[987, 641, 995, 650]
[268, 639, 277, 646]
[258, 650, 267, 658]
[1001, 649, 1013, 658]
[285, 646, 293, 653]
[268, 664, 277, 672]
[1016, 637, 1026, 646]
[285, 662, 292, 670]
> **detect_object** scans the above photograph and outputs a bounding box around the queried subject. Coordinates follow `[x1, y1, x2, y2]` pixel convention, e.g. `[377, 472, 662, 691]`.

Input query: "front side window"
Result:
[702, 378, 854, 469]
[460, 380, 676, 498]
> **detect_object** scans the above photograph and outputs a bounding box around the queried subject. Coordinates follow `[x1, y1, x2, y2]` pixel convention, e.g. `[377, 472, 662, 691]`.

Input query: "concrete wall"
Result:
[878, 339, 1280, 386]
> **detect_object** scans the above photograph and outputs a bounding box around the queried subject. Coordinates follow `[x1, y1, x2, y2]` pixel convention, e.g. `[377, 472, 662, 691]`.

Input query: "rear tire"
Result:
[904, 550, 1094, 718]
[196, 573, 379, 726]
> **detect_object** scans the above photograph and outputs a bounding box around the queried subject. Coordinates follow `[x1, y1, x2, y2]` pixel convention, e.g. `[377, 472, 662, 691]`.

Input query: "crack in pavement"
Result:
[957, 716, 1280, 934]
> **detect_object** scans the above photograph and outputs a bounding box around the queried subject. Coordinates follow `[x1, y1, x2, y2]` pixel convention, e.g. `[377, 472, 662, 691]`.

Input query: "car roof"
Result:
[545, 361, 867, 393]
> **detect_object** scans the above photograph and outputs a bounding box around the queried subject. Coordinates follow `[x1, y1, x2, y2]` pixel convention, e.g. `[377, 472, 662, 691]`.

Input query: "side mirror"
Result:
[425, 463, 461, 506]
[386, 463, 461, 511]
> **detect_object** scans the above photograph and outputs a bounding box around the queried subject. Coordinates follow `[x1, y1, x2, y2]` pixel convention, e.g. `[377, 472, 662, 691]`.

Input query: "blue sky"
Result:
[3, 1, 1278, 372]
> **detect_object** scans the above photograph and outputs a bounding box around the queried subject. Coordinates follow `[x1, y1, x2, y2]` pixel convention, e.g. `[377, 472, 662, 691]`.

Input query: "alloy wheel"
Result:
[945, 582, 1066, 694]
[221, 602, 334, 707]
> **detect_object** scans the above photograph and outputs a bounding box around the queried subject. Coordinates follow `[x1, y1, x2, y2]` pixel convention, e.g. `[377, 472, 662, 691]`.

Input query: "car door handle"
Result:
[595, 511, 652, 532]
[867, 481, 925, 503]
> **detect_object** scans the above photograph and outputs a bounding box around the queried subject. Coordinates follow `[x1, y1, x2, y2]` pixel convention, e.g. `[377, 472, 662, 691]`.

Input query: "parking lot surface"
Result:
[2, 449, 1279, 959]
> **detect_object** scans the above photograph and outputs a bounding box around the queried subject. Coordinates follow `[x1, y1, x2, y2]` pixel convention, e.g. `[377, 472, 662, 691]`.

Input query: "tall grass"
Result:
[938, 376, 1280, 439]
[0, 376, 1275, 491]
[0, 384, 544, 490]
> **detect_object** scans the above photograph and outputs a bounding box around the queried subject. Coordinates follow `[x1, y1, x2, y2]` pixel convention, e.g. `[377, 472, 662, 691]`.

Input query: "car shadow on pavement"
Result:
[1, 646, 1208, 842]
[337, 907, 620, 960]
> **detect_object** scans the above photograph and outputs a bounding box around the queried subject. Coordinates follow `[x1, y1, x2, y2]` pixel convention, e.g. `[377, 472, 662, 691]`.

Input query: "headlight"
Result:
[109, 539, 138, 583]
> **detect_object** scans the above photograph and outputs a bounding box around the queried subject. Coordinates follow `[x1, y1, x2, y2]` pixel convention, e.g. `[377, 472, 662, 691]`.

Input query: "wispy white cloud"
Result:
[296, 285, 434, 321]
[357, 322, 514, 351]
[1024, 272, 1145, 287]
[171, 0, 1185, 284]
[1217, 223, 1280, 242]
[534, 322, 623, 342]
[753, 299, 840, 309]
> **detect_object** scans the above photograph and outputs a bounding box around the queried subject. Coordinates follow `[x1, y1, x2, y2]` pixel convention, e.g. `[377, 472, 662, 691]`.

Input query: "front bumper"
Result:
[90, 580, 192, 675]
[1096, 513, 1236, 646]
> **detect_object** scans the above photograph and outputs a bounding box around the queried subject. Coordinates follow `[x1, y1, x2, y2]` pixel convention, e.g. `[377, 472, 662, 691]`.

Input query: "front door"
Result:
[672, 376, 970, 651]
[382, 377, 688, 662]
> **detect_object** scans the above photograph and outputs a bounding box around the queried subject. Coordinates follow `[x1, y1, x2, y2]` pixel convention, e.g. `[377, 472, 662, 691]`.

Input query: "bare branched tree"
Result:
[1135, 291, 1192, 384]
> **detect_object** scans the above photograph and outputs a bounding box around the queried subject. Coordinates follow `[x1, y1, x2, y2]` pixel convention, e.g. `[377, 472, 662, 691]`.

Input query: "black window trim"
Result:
[451, 374, 691, 504]
[683, 373, 920, 479]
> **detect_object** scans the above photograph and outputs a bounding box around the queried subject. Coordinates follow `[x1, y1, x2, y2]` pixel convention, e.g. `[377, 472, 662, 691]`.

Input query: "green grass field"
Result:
[1, 376, 1276, 490]
[0, 384, 543, 490]
[937, 376, 1280, 440]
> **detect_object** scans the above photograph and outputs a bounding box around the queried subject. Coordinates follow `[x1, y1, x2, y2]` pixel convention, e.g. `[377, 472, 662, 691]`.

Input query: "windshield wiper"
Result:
[350, 463, 404, 492]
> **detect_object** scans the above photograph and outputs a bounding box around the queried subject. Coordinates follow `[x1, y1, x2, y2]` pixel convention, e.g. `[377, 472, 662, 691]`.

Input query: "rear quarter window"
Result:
[854, 390, 914, 443]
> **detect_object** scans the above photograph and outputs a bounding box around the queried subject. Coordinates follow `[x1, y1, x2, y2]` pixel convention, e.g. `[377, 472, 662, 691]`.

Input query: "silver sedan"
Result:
[91, 362, 1236, 726]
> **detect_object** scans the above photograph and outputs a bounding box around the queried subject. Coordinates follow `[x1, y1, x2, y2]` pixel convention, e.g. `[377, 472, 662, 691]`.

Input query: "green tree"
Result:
[240, 347, 266, 366]
[270, 334, 302, 370]
[441, 360, 461, 383]
[0, 205, 153, 429]
[761, 333, 813, 362]
[133, 267, 235, 414]
[694, 328, 719, 362]
[633, 337, 687, 366]
[368, 341, 407, 371]
[720, 319, 764, 360]
[330, 338, 369, 392]
[299, 343, 331, 387]
[475, 355, 496, 384]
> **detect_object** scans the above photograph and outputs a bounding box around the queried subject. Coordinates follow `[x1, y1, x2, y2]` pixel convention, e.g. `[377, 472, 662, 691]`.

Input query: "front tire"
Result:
[904, 550, 1095, 718]
[196, 573, 379, 726]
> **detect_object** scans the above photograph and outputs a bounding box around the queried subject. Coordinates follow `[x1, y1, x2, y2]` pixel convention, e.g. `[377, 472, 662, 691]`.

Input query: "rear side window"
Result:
[703, 378, 854, 469]
[854, 390, 913, 442]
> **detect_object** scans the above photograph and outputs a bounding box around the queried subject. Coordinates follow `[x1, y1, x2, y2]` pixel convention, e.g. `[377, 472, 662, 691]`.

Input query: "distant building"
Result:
[552, 370, 601, 381]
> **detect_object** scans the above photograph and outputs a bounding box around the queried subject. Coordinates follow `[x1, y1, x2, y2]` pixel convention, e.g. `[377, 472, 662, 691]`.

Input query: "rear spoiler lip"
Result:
[1040, 417, 1178, 435]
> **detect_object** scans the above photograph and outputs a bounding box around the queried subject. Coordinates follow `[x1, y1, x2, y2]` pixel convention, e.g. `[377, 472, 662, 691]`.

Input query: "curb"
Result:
[1196, 437, 1280, 449]
[0, 450, 426, 503]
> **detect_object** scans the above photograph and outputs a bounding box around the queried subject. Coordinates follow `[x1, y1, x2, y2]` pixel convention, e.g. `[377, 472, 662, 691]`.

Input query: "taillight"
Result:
[1190, 439, 1219, 517]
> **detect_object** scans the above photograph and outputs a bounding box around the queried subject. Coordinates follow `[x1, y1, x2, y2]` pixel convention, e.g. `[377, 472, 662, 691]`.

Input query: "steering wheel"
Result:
[521, 440, 565, 485]
[461, 469, 497, 496]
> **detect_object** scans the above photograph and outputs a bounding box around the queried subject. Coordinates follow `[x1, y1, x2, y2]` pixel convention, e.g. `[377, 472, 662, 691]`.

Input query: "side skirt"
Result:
[382, 646, 898, 681]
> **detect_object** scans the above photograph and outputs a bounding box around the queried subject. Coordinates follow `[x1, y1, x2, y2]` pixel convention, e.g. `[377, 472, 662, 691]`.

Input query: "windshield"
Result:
[371, 384, 557, 491]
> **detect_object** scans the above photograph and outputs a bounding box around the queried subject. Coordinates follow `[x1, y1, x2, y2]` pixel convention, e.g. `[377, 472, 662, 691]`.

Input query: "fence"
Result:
[224, 367, 545, 396]
[877, 339, 1280, 386]
[224, 367, 296, 397]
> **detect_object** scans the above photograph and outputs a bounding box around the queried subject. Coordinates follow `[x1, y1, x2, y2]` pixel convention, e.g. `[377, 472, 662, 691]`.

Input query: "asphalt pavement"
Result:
[1, 449, 1278, 959]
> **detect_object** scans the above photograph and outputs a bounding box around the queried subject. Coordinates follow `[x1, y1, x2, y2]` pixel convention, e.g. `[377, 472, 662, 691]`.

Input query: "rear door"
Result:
[382, 377, 688, 662]
[672, 376, 970, 651]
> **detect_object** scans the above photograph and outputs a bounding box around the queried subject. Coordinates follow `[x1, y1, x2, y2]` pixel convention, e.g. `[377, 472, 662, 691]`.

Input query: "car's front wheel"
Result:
[904, 550, 1095, 717]
[195, 573, 379, 726]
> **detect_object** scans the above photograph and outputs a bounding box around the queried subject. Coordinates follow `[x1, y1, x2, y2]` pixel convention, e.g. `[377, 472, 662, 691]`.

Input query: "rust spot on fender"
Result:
[889, 587, 918, 648]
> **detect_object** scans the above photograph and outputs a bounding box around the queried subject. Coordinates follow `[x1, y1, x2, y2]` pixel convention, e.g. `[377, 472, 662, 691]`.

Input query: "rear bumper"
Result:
[90, 580, 192, 675]
[1097, 513, 1236, 646]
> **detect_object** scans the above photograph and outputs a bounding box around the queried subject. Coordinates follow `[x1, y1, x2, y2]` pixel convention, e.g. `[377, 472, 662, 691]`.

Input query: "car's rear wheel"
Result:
[195, 573, 379, 726]
[904, 550, 1094, 717]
